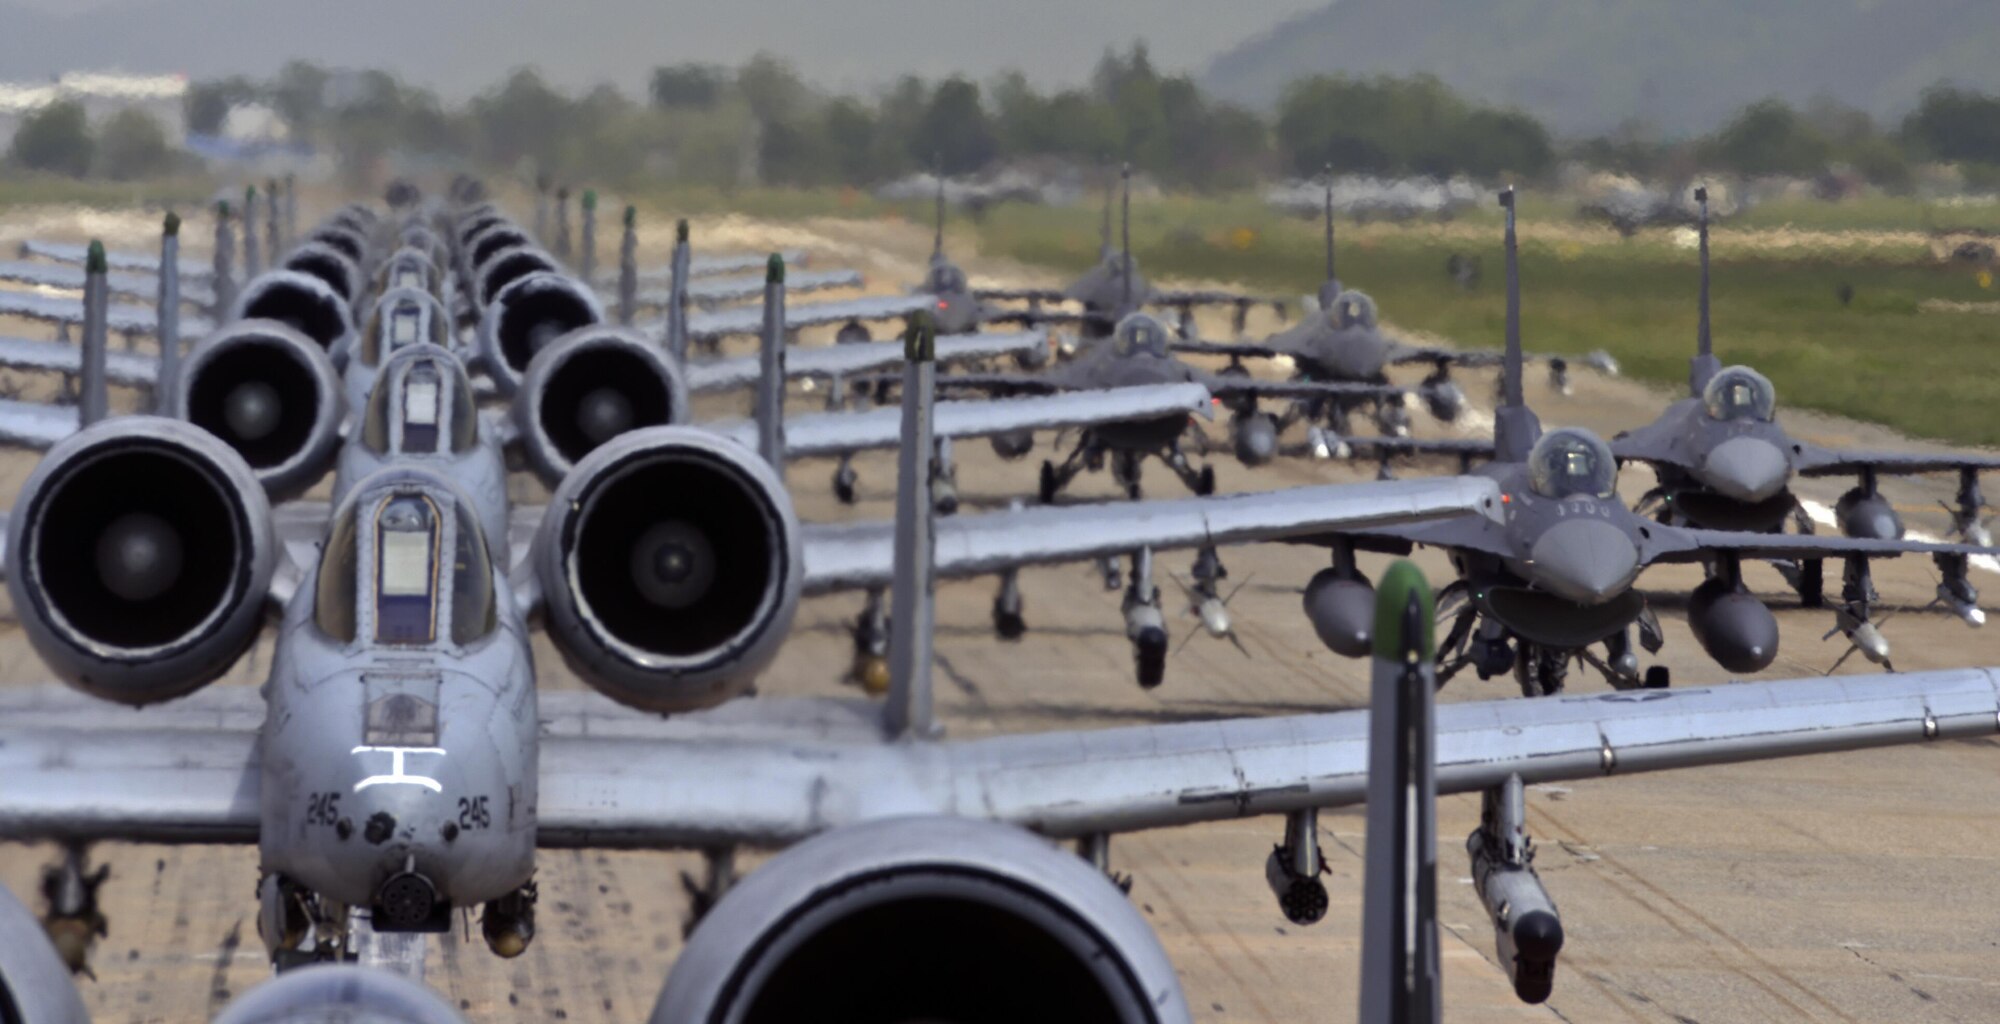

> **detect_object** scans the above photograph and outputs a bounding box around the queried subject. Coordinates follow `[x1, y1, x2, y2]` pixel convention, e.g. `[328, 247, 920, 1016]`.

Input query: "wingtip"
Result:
[85, 239, 106, 274]
[766, 253, 785, 285]
[583, 188, 597, 210]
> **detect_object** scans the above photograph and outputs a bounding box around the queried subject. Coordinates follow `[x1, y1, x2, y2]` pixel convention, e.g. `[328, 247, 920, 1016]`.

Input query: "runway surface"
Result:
[1, 204, 1997, 1022]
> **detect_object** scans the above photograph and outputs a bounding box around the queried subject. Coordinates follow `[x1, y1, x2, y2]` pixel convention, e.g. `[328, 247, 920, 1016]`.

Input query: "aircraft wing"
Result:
[0, 399, 80, 450]
[675, 294, 935, 340]
[533, 666, 2000, 846]
[3, 661, 1992, 850]
[632, 250, 809, 285]
[1646, 526, 2000, 564]
[798, 475, 1500, 593]
[0, 290, 213, 338]
[626, 269, 864, 312]
[972, 286, 1068, 304]
[1386, 346, 1504, 369]
[1149, 288, 1286, 314]
[707, 381, 1211, 461]
[18, 240, 215, 282]
[0, 259, 215, 308]
[0, 334, 162, 387]
[1206, 376, 1414, 402]
[1797, 448, 2000, 478]
[1171, 340, 1289, 361]
[686, 330, 1047, 393]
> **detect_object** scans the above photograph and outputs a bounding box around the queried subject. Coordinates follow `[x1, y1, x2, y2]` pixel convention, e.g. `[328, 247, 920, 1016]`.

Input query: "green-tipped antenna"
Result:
[766, 252, 786, 284]
[1372, 560, 1434, 662]
[1688, 185, 1720, 397]
[216, 199, 230, 218]
[676, 218, 689, 242]
[1501, 186, 1522, 409]
[245, 184, 256, 202]
[85, 239, 106, 274]
[624, 205, 636, 228]
[163, 211, 180, 237]
[583, 189, 597, 210]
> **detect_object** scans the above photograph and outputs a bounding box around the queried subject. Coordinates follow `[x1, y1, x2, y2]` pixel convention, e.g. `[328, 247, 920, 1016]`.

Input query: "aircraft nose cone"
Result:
[1701, 436, 1789, 502]
[223, 380, 282, 442]
[1529, 518, 1639, 605]
[95, 512, 182, 602]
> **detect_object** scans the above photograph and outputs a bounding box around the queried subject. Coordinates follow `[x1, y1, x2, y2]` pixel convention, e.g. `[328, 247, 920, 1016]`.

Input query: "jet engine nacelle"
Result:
[477, 270, 605, 397]
[1421, 378, 1466, 423]
[474, 244, 560, 309]
[229, 270, 356, 361]
[1687, 577, 1780, 673]
[466, 223, 532, 277]
[6, 417, 274, 706]
[280, 241, 364, 307]
[174, 319, 345, 501]
[1303, 566, 1376, 657]
[654, 816, 1187, 1024]
[213, 965, 466, 1024]
[1231, 410, 1278, 466]
[1835, 486, 1904, 540]
[988, 428, 1035, 460]
[515, 326, 691, 488]
[535, 426, 800, 713]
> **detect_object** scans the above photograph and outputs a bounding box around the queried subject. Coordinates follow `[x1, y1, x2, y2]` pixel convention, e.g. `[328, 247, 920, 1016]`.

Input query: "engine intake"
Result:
[213, 965, 466, 1024]
[477, 270, 603, 396]
[175, 319, 344, 500]
[475, 245, 559, 309]
[515, 326, 689, 487]
[229, 270, 355, 358]
[654, 817, 1184, 1024]
[535, 427, 799, 713]
[281, 241, 363, 306]
[6, 418, 274, 705]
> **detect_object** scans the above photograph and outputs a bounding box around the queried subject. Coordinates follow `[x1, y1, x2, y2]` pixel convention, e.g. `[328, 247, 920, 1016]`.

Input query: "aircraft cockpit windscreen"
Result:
[359, 289, 448, 368]
[1110, 314, 1170, 358]
[927, 264, 966, 293]
[1329, 291, 1379, 330]
[375, 494, 440, 646]
[359, 351, 478, 456]
[1528, 428, 1618, 499]
[1703, 366, 1777, 423]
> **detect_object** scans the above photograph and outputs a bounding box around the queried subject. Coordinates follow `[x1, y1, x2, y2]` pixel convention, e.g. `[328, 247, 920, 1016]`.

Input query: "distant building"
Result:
[0, 71, 188, 152]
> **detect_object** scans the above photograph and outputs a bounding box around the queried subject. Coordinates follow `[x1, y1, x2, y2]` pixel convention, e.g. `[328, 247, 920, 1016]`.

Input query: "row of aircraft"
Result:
[0, 176, 1993, 1023]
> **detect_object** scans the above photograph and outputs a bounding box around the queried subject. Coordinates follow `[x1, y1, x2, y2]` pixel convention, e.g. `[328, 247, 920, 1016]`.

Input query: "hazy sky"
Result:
[0, 0, 1331, 97]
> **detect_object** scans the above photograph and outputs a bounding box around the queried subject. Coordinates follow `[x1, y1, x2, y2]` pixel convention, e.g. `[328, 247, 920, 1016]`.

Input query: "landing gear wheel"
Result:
[833, 469, 857, 505]
[1125, 480, 1143, 501]
[1039, 460, 1059, 505]
[1643, 665, 1670, 689]
[1196, 464, 1216, 496]
[994, 610, 1027, 640]
[1135, 627, 1167, 689]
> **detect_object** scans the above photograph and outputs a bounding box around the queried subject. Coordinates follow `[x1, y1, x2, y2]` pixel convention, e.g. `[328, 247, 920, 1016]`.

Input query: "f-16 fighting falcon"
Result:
[1611, 186, 2000, 611]
[1291, 188, 1998, 696]
[971, 165, 1289, 341]
[4, 315, 1999, 1020]
[1172, 169, 1616, 455]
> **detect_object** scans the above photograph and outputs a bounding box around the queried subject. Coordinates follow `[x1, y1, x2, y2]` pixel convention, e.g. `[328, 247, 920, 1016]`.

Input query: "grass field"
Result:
[945, 195, 2000, 448]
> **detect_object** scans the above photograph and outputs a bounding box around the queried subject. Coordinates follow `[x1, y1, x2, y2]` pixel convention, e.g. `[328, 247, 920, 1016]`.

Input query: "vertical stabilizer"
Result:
[211, 200, 237, 313]
[885, 312, 940, 739]
[617, 206, 638, 326]
[79, 241, 109, 427]
[554, 186, 573, 260]
[755, 254, 788, 468]
[1120, 163, 1134, 315]
[1491, 187, 1542, 463]
[155, 213, 181, 413]
[263, 180, 279, 265]
[666, 220, 691, 363]
[1356, 560, 1441, 1024]
[242, 185, 262, 279]
[580, 189, 599, 284]
[1318, 163, 1342, 310]
[1689, 185, 1720, 396]
[932, 157, 947, 263]
[1098, 172, 1114, 261]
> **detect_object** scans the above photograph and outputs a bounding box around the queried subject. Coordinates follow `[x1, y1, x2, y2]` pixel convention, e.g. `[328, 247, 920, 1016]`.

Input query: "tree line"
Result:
[12, 47, 2000, 193]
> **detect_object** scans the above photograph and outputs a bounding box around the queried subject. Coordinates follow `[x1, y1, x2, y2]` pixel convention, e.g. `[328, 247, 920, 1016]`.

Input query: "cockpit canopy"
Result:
[359, 288, 452, 369]
[372, 248, 442, 303]
[312, 470, 496, 647]
[1528, 427, 1618, 499]
[359, 346, 479, 456]
[1327, 290, 1378, 331]
[926, 263, 967, 294]
[1703, 365, 1776, 423]
[1110, 313, 1172, 358]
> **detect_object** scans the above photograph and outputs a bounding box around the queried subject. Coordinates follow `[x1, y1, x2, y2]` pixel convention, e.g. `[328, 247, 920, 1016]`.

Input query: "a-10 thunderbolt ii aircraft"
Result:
[1171, 169, 1616, 455]
[972, 166, 1289, 341]
[1290, 188, 1998, 696]
[1610, 187, 2000, 612]
[5, 316, 2000, 1019]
